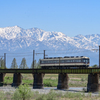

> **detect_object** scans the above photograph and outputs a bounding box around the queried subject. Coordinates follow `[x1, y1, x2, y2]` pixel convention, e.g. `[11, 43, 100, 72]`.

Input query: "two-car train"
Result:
[40, 56, 89, 69]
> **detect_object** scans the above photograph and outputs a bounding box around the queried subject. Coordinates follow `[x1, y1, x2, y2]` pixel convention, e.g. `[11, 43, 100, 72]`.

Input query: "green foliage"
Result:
[36, 90, 57, 100]
[0, 91, 6, 100]
[91, 64, 98, 68]
[12, 84, 33, 100]
[0, 58, 5, 69]
[11, 58, 18, 69]
[31, 60, 37, 69]
[31, 59, 41, 69]
[43, 79, 57, 87]
[4, 76, 13, 84]
[63, 92, 85, 98]
[81, 78, 85, 82]
[19, 58, 28, 69]
[5, 92, 13, 100]
[22, 79, 33, 85]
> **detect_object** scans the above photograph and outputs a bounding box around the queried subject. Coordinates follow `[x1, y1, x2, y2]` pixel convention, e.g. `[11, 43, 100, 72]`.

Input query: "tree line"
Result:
[0, 58, 40, 69]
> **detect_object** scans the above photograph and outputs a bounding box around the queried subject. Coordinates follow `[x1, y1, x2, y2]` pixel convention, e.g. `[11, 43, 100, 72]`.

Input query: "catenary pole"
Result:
[33, 50, 35, 69]
[4, 53, 6, 69]
[44, 50, 45, 59]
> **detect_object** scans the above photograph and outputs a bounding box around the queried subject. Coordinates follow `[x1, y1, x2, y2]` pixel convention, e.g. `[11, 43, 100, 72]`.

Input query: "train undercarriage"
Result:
[41, 65, 89, 69]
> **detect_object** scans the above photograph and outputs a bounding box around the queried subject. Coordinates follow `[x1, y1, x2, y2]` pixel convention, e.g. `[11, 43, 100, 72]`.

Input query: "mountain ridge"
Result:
[0, 26, 99, 66]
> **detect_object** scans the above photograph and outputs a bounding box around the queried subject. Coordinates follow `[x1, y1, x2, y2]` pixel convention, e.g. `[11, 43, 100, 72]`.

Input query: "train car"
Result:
[40, 56, 89, 69]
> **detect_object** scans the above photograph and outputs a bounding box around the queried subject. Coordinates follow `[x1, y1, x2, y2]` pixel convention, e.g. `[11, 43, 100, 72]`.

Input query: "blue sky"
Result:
[0, 0, 100, 37]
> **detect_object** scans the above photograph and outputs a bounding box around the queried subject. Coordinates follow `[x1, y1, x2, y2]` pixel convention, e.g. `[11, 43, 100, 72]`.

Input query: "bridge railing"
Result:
[0, 68, 100, 74]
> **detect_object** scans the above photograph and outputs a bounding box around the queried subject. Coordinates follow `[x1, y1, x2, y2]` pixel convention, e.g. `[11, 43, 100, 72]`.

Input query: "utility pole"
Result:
[4, 53, 6, 69]
[33, 50, 35, 69]
[44, 50, 45, 59]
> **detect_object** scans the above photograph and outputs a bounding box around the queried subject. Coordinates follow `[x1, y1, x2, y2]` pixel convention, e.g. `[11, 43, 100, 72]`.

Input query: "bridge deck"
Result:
[0, 68, 100, 74]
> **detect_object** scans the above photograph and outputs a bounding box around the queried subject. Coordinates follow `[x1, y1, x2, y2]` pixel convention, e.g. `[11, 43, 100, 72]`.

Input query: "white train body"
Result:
[40, 56, 89, 69]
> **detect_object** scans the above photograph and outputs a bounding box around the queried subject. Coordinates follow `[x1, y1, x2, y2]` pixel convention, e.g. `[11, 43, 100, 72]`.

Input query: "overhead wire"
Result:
[6, 52, 32, 54]
[1, 48, 98, 58]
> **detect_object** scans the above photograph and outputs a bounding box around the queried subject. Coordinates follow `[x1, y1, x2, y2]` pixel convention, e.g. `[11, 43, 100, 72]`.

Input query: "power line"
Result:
[7, 55, 33, 57]
[7, 52, 32, 54]
[1, 46, 99, 55]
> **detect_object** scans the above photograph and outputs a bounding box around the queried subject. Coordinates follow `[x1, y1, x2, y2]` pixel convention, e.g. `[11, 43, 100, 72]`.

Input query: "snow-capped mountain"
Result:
[0, 26, 99, 67]
[0, 26, 99, 51]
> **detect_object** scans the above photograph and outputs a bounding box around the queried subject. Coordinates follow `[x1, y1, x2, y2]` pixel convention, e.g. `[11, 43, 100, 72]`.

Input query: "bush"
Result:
[81, 78, 85, 82]
[0, 91, 6, 100]
[36, 90, 57, 100]
[12, 84, 33, 100]
[63, 92, 85, 98]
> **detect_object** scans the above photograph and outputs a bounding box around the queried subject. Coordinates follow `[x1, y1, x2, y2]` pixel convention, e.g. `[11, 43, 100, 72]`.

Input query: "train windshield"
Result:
[82, 59, 89, 63]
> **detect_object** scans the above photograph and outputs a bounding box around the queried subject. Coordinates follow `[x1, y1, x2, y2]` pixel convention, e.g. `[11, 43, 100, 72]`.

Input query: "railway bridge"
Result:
[0, 68, 100, 92]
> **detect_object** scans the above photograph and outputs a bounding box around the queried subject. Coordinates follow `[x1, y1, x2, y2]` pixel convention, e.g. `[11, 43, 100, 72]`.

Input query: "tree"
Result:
[11, 58, 18, 69]
[92, 64, 98, 68]
[19, 58, 28, 69]
[31, 60, 36, 69]
[37, 59, 41, 68]
[31, 59, 41, 69]
[0, 58, 5, 69]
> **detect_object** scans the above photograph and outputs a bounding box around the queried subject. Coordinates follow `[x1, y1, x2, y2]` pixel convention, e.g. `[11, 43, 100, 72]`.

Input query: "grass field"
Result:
[1, 74, 100, 100]
[4, 73, 88, 87]
[0, 88, 100, 100]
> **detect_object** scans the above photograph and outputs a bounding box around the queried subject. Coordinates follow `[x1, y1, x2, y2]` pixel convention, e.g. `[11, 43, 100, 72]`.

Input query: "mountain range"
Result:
[0, 26, 99, 67]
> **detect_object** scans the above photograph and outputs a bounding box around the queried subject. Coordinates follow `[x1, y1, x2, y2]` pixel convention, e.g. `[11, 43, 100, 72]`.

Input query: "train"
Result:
[40, 56, 90, 69]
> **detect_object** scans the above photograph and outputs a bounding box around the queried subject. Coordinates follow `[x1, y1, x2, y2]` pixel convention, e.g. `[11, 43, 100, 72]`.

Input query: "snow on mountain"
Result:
[0, 26, 79, 50]
[0, 25, 99, 52]
[0, 26, 100, 67]
[72, 34, 99, 50]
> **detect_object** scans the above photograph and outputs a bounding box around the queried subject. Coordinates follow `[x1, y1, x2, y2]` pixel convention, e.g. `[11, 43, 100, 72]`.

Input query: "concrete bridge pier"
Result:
[33, 73, 44, 89]
[57, 73, 69, 89]
[0, 73, 6, 86]
[12, 73, 22, 87]
[87, 73, 100, 92]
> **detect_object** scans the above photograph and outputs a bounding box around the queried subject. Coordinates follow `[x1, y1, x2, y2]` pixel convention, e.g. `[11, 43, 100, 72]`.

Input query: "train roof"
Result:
[44, 56, 89, 59]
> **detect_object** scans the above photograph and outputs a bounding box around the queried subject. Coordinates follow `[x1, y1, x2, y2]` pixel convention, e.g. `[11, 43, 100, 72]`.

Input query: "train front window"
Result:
[82, 59, 89, 63]
[86, 59, 89, 63]
[83, 60, 86, 63]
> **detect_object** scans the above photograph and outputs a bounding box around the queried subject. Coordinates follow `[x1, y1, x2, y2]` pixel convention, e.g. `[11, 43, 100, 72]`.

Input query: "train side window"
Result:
[50, 60, 53, 63]
[42, 61, 45, 63]
[76, 60, 81, 62]
[61, 60, 65, 63]
[79, 60, 81, 62]
[70, 60, 72, 62]
[67, 60, 70, 62]
[72, 60, 75, 62]
[46, 61, 48, 63]
[41, 61, 43, 64]
[54, 60, 58, 63]
[57, 60, 59, 63]
[75, 60, 78, 62]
